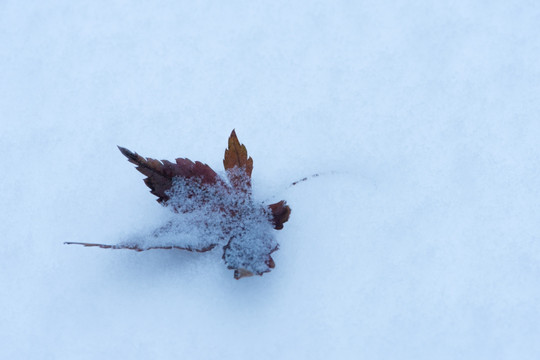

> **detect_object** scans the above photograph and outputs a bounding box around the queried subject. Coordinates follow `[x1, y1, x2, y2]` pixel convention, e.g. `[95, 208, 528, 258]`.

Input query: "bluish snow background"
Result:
[1, 1, 540, 359]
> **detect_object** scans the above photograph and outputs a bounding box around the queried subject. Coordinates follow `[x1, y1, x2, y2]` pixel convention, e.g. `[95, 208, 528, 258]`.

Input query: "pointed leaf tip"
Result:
[117, 145, 130, 157]
[223, 129, 253, 190]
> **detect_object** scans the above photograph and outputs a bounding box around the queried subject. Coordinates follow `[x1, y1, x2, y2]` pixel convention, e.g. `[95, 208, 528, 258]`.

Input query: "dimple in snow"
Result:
[66, 130, 291, 279]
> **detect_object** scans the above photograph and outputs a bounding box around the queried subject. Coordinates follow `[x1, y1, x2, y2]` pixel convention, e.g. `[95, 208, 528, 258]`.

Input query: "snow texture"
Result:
[2, 1, 540, 359]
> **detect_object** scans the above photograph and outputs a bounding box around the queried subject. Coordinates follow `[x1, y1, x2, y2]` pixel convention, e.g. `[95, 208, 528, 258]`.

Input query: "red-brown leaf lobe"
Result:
[268, 200, 291, 230]
[118, 146, 219, 204]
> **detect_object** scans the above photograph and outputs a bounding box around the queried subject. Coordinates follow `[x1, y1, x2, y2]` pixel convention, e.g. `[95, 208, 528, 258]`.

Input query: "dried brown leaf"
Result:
[70, 131, 291, 279]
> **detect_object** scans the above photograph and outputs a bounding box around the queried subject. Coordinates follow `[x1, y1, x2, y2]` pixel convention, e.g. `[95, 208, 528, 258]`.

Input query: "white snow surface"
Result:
[1, 1, 540, 359]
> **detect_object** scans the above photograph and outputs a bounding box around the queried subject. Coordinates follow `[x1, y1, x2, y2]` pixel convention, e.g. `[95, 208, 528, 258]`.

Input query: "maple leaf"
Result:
[66, 130, 291, 280]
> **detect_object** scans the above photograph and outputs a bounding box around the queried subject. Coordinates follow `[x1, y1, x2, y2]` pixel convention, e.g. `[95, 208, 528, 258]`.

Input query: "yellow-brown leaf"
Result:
[223, 129, 253, 189]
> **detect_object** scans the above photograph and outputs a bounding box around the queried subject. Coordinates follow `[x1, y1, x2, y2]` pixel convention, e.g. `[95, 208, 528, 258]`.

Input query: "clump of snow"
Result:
[220, 192, 277, 276]
[119, 171, 278, 276]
